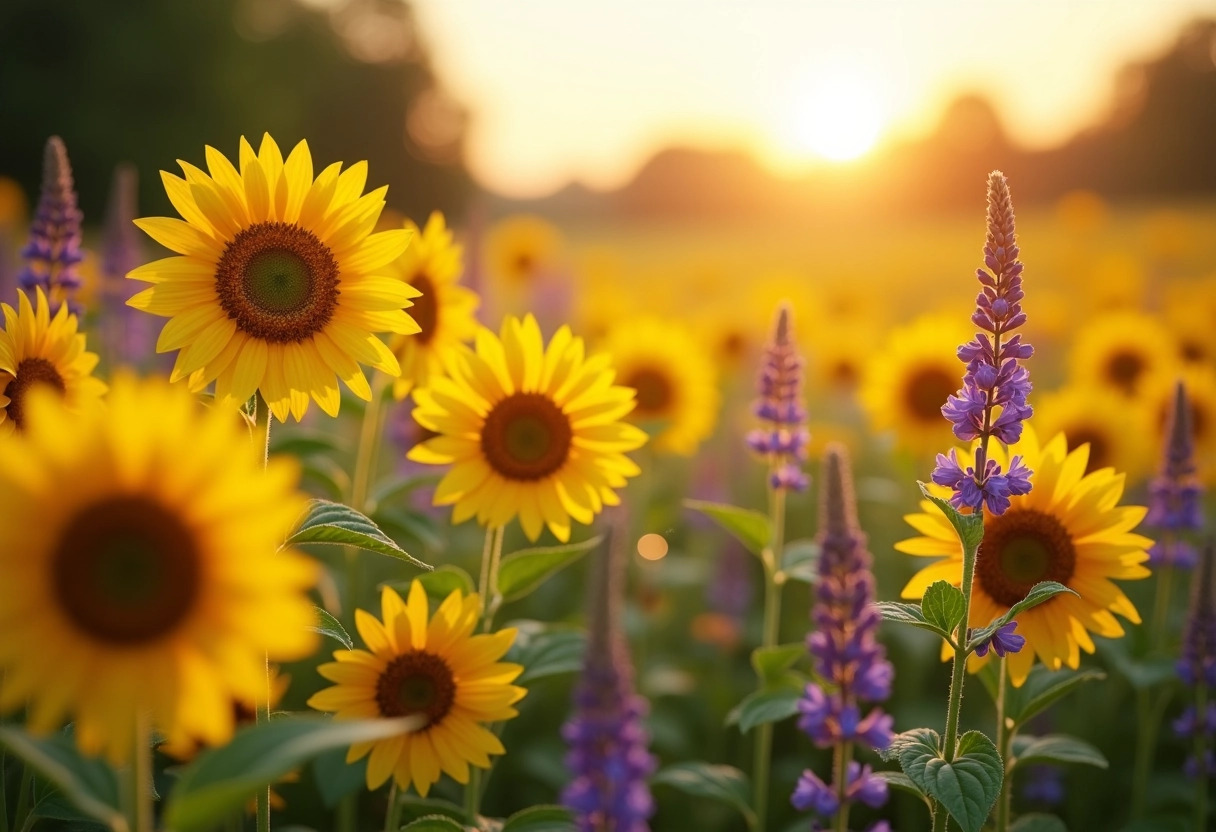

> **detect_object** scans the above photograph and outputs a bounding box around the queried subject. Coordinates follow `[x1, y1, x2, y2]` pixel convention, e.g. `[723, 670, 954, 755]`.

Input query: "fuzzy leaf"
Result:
[1012, 734, 1108, 769]
[968, 582, 1077, 652]
[729, 686, 803, 733]
[497, 536, 602, 602]
[922, 580, 966, 636]
[875, 602, 953, 642]
[887, 728, 1002, 832]
[684, 500, 772, 556]
[873, 770, 930, 805]
[309, 606, 353, 650]
[751, 643, 806, 685]
[287, 499, 430, 570]
[501, 804, 578, 831]
[1006, 667, 1106, 727]
[918, 481, 985, 552]
[505, 621, 586, 684]
[651, 763, 758, 831]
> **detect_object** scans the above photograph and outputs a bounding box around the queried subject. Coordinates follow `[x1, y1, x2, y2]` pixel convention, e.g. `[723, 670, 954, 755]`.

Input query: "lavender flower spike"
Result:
[100, 164, 155, 366]
[1175, 541, 1216, 779]
[19, 137, 85, 316]
[562, 534, 656, 831]
[1148, 381, 1204, 568]
[933, 172, 1034, 515]
[747, 302, 810, 492]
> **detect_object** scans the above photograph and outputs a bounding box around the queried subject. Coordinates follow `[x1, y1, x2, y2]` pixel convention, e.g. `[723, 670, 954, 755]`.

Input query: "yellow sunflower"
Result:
[0, 374, 317, 762]
[408, 315, 647, 541]
[0, 288, 106, 435]
[485, 214, 560, 287]
[897, 427, 1153, 686]
[1034, 384, 1152, 480]
[388, 212, 480, 400]
[128, 133, 420, 422]
[1163, 298, 1216, 369]
[1141, 369, 1216, 483]
[860, 315, 971, 456]
[308, 581, 525, 796]
[601, 317, 719, 456]
[1067, 311, 1179, 400]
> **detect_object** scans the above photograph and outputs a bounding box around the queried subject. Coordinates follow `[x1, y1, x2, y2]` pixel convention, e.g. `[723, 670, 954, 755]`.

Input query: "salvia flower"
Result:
[1147, 381, 1204, 568]
[972, 621, 1025, 658]
[562, 536, 656, 831]
[747, 302, 810, 491]
[1176, 541, 1216, 779]
[18, 137, 84, 316]
[793, 444, 894, 826]
[932, 171, 1034, 514]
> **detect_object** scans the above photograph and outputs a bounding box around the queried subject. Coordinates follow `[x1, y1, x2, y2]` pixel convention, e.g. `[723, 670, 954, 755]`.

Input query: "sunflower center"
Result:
[5, 357, 66, 430]
[977, 508, 1076, 607]
[52, 496, 200, 645]
[513, 252, 534, 277]
[481, 392, 573, 480]
[830, 359, 859, 389]
[1105, 350, 1144, 394]
[627, 367, 674, 416]
[904, 366, 958, 423]
[1181, 339, 1208, 364]
[375, 651, 456, 726]
[215, 221, 340, 343]
[410, 273, 439, 345]
[1070, 426, 1111, 471]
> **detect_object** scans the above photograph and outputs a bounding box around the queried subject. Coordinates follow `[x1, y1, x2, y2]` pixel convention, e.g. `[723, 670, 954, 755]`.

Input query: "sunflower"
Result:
[1067, 311, 1178, 400]
[1141, 369, 1216, 483]
[485, 215, 560, 288]
[897, 427, 1153, 686]
[408, 315, 647, 541]
[308, 581, 525, 796]
[1034, 384, 1152, 480]
[387, 212, 480, 400]
[0, 287, 106, 435]
[601, 317, 719, 456]
[1162, 298, 1216, 369]
[859, 315, 971, 456]
[128, 134, 420, 422]
[0, 374, 317, 762]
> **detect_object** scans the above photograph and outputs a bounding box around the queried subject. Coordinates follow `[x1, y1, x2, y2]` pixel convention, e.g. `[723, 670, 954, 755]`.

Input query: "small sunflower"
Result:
[1163, 298, 1216, 369]
[0, 374, 317, 762]
[1034, 384, 1152, 479]
[1142, 369, 1216, 483]
[308, 582, 525, 796]
[387, 212, 480, 400]
[0, 287, 106, 435]
[601, 317, 719, 456]
[1067, 311, 1178, 400]
[860, 315, 971, 456]
[408, 315, 646, 541]
[486, 215, 560, 287]
[129, 134, 420, 422]
[897, 427, 1152, 686]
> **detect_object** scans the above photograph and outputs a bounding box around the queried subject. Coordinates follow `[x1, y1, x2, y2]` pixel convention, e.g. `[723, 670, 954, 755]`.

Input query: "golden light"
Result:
[637, 533, 669, 561]
[789, 71, 886, 162]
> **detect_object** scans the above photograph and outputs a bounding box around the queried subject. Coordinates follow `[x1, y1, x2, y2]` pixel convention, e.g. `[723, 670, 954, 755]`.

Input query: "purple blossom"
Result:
[973, 621, 1025, 658]
[747, 303, 809, 491]
[1022, 766, 1065, 806]
[19, 137, 84, 316]
[100, 164, 155, 366]
[934, 172, 1034, 514]
[1147, 382, 1204, 567]
[791, 763, 888, 816]
[1176, 542, 1216, 779]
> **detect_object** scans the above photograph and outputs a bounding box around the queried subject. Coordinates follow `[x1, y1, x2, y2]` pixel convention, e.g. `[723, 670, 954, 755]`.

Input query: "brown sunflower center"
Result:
[375, 651, 456, 726]
[627, 367, 674, 416]
[721, 332, 746, 359]
[830, 359, 860, 389]
[1069, 426, 1111, 471]
[409, 273, 439, 345]
[52, 496, 200, 645]
[977, 508, 1076, 607]
[513, 252, 535, 278]
[1181, 338, 1208, 364]
[215, 221, 340, 343]
[903, 366, 957, 423]
[1105, 350, 1145, 395]
[5, 357, 66, 430]
[481, 392, 573, 480]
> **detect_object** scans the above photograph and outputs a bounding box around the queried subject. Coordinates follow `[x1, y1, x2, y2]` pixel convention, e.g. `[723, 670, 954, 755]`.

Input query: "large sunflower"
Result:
[308, 581, 525, 796]
[1034, 384, 1152, 480]
[408, 315, 646, 541]
[601, 317, 719, 456]
[897, 427, 1152, 686]
[0, 374, 317, 762]
[388, 212, 479, 400]
[1067, 311, 1178, 400]
[0, 287, 106, 434]
[128, 134, 420, 421]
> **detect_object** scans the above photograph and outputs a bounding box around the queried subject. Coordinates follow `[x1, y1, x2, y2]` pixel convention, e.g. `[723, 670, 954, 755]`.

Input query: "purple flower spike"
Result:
[1148, 381, 1204, 568]
[973, 621, 1025, 658]
[19, 137, 85, 316]
[1176, 542, 1216, 779]
[749, 302, 809, 492]
[100, 164, 155, 366]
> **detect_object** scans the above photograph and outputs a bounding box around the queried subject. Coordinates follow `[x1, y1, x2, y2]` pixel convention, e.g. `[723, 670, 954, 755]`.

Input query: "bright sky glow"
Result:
[784, 66, 886, 162]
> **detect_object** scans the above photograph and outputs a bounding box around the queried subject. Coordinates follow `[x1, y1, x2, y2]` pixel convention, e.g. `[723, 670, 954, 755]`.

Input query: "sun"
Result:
[790, 72, 885, 162]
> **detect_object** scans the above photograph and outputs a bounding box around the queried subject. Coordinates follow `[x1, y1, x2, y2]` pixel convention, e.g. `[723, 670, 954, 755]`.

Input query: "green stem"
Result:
[383, 782, 400, 832]
[833, 741, 854, 832]
[1131, 686, 1174, 818]
[256, 413, 275, 832]
[344, 377, 389, 633]
[122, 713, 153, 832]
[995, 658, 1014, 832]
[464, 765, 482, 827]
[1, 750, 9, 832]
[337, 795, 357, 832]
[10, 769, 31, 832]
[1152, 558, 1175, 650]
[1197, 681, 1210, 832]
[752, 484, 787, 832]
[481, 526, 505, 632]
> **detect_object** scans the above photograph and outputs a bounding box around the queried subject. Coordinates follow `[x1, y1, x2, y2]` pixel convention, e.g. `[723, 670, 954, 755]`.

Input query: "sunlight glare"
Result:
[791, 71, 886, 162]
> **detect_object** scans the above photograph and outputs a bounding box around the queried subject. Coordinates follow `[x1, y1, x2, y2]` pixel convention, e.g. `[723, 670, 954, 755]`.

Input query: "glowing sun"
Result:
[790, 72, 886, 162]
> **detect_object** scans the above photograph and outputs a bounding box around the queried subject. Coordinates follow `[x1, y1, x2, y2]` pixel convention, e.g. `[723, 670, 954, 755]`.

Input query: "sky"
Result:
[410, 0, 1215, 198]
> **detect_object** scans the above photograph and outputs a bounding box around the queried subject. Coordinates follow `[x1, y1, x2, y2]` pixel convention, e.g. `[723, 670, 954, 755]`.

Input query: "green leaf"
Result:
[287, 499, 430, 570]
[918, 481, 984, 552]
[921, 580, 966, 635]
[497, 536, 602, 602]
[750, 643, 806, 685]
[873, 770, 930, 806]
[779, 539, 819, 583]
[887, 728, 1002, 832]
[1005, 667, 1106, 727]
[309, 606, 353, 651]
[386, 566, 476, 601]
[1009, 813, 1068, 832]
[1102, 640, 1178, 690]
[875, 602, 953, 642]
[164, 716, 423, 832]
[368, 473, 443, 512]
[968, 582, 1078, 652]
[311, 747, 367, 809]
[651, 763, 758, 831]
[505, 621, 586, 685]
[395, 796, 466, 824]
[501, 804, 578, 832]
[374, 506, 445, 553]
[1012, 734, 1108, 769]
[299, 455, 350, 501]
[399, 817, 466, 831]
[270, 428, 345, 458]
[0, 726, 122, 829]
[730, 687, 802, 733]
[683, 500, 772, 556]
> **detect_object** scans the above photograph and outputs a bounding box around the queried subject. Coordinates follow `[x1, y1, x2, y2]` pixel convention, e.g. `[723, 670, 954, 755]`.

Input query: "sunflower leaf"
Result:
[505, 621, 586, 684]
[1012, 734, 1108, 769]
[385, 565, 476, 601]
[269, 427, 346, 458]
[0, 726, 123, 830]
[683, 500, 772, 557]
[886, 728, 1002, 832]
[1005, 667, 1106, 727]
[501, 804, 579, 831]
[967, 581, 1077, 653]
[917, 481, 984, 553]
[921, 580, 967, 636]
[651, 762, 759, 832]
[875, 602, 954, 643]
[399, 816, 465, 831]
[497, 536, 603, 602]
[287, 499, 431, 570]
[308, 606, 353, 650]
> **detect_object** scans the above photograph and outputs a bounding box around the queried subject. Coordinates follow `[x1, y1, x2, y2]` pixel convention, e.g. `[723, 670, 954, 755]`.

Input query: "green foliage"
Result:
[779, 539, 819, 583]
[885, 728, 1003, 832]
[310, 747, 368, 809]
[497, 536, 603, 602]
[651, 762, 758, 831]
[727, 686, 802, 733]
[875, 602, 956, 644]
[921, 580, 966, 635]
[750, 643, 806, 685]
[967, 581, 1077, 652]
[979, 665, 1106, 728]
[501, 805, 578, 831]
[0, 726, 123, 829]
[369, 473, 444, 513]
[873, 770, 930, 806]
[1012, 734, 1108, 769]
[270, 428, 345, 458]
[309, 606, 353, 651]
[505, 621, 586, 685]
[683, 500, 772, 557]
[1008, 815, 1068, 832]
[399, 817, 466, 831]
[395, 796, 467, 824]
[389, 565, 477, 600]
[287, 499, 430, 570]
[918, 482, 984, 552]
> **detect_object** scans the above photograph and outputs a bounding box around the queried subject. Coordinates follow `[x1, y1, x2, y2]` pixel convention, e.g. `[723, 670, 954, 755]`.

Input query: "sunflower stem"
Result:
[123, 712, 153, 832]
[995, 658, 1014, 832]
[752, 481, 786, 832]
[464, 767, 482, 827]
[10, 768, 31, 832]
[383, 782, 400, 832]
[481, 525, 505, 632]
[257, 410, 273, 832]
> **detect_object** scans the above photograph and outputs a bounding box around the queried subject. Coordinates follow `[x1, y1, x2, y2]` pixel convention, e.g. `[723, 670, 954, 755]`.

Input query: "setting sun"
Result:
[790, 71, 886, 161]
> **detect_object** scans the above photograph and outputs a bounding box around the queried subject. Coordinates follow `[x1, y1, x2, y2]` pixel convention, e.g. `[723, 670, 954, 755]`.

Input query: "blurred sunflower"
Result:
[0, 374, 317, 762]
[486, 214, 560, 287]
[1067, 311, 1178, 399]
[308, 582, 525, 796]
[408, 315, 646, 541]
[1162, 299, 1216, 369]
[1142, 369, 1216, 482]
[0, 288, 106, 435]
[603, 317, 719, 456]
[898, 427, 1152, 686]
[860, 315, 969, 456]
[129, 134, 420, 422]
[1034, 385, 1152, 479]
[808, 323, 878, 398]
[388, 212, 479, 400]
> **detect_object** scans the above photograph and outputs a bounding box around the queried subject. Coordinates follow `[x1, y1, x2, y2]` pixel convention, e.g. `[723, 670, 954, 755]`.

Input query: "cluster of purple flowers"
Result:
[19, 136, 85, 315]
[1176, 542, 1216, 778]
[1147, 381, 1204, 568]
[932, 171, 1033, 515]
[746, 303, 809, 491]
[793, 445, 893, 828]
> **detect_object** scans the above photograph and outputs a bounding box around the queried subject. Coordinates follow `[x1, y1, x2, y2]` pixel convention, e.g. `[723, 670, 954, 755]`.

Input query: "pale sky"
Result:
[411, 0, 1215, 197]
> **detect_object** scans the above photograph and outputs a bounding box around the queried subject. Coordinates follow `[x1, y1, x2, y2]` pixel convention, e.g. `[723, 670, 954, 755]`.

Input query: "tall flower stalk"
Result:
[100, 164, 149, 366]
[19, 136, 84, 316]
[1177, 542, 1216, 831]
